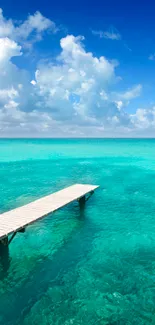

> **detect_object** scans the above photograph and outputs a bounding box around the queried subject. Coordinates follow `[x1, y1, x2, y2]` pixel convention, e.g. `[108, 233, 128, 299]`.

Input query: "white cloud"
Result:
[149, 53, 155, 61]
[92, 27, 121, 40]
[31, 80, 36, 85]
[0, 9, 57, 46]
[33, 34, 119, 124]
[0, 10, 148, 137]
[0, 37, 21, 62]
[131, 106, 155, 129]
[116, 84, 142, 101]
[0, 102, 56, 136]
[0, 87, 19, 100]
[103, 31, 121, 40]
[0, 8, 14, 37]
[92, 30, 105, 38]
[115, 101, 123, 111]
[14, 11, 57, 43]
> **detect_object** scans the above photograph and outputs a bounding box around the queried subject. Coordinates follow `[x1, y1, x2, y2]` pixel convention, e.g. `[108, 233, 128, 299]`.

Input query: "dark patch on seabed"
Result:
[0, 207, 98, 325]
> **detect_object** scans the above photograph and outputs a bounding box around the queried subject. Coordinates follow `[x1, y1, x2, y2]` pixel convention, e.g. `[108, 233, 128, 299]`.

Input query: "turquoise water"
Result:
[1, 139, 155, 324]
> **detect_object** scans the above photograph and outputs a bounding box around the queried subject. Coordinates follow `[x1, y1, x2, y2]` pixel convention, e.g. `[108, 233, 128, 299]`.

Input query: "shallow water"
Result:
[1, 139, 155, 324]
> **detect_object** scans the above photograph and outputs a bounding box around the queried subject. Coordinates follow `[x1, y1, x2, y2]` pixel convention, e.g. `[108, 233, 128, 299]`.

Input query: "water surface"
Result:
[0, 139, 155, 325]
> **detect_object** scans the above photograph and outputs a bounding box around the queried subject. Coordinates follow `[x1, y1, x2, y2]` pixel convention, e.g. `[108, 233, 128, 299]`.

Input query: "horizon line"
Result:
[1, 137, 155, 140]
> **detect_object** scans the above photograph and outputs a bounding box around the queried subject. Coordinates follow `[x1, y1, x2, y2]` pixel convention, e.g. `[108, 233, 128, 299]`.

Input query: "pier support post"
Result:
[78, 195, 86, 208]
[0, 228, 26, 247]
[78, 190, 94, 207]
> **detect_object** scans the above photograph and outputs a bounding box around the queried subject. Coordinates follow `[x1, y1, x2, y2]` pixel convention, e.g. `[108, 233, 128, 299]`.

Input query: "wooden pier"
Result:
[0, 184, 99, 245]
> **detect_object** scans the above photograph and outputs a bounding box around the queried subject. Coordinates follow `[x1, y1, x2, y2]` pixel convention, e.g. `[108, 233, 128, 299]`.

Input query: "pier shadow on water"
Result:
[0, 243, 10, 279]
[0, 203, 99, 325]
[79, 199, 86, 218]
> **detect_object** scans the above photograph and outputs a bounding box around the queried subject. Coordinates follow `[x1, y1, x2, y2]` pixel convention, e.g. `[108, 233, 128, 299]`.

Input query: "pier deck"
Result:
[0, 184, 99, 243]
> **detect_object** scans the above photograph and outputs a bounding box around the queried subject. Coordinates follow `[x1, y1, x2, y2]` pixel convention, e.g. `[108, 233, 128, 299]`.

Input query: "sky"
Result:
[0, 0, 155, 137]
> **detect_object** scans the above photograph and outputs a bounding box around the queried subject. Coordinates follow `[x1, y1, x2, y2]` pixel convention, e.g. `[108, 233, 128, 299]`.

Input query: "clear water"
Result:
[1, 139, 155, 325]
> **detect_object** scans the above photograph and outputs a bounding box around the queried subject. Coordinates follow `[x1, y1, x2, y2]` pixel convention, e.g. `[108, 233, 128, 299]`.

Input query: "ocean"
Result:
[0, 138, 155, 325]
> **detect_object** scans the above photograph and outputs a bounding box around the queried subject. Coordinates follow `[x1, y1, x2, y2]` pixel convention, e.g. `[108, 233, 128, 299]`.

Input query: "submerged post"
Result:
[78, 195, 86, 208]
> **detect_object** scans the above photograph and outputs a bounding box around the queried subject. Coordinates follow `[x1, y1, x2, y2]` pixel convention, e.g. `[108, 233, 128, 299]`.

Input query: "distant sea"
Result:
[1, 138, 155, 325]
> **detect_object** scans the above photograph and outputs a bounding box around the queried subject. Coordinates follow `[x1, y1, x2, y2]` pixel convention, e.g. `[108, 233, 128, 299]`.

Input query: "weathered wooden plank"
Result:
[0, 184, 99, 240]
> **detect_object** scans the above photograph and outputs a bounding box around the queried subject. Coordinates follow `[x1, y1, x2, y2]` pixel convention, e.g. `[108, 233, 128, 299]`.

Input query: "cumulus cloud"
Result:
[14, 11, 57, 45]
[0, 35, 39, 135]
[0, 10, 146, 137]
[32, 35, 120, 125]
[0, 8, 57, 46]
[0, 37, 21, 62]
[0, 103, 57, 136]
[0, 9, 61, 136]
[0, 9, 13, 37]
[0, 87, 19, 100]
[29, 35, 142, 135]
[115, 101, 123, 111]
[131, 106, 155, 129]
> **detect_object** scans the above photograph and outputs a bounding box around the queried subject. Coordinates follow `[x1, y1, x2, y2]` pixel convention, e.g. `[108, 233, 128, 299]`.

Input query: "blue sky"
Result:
[0, 0, 155, 137]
